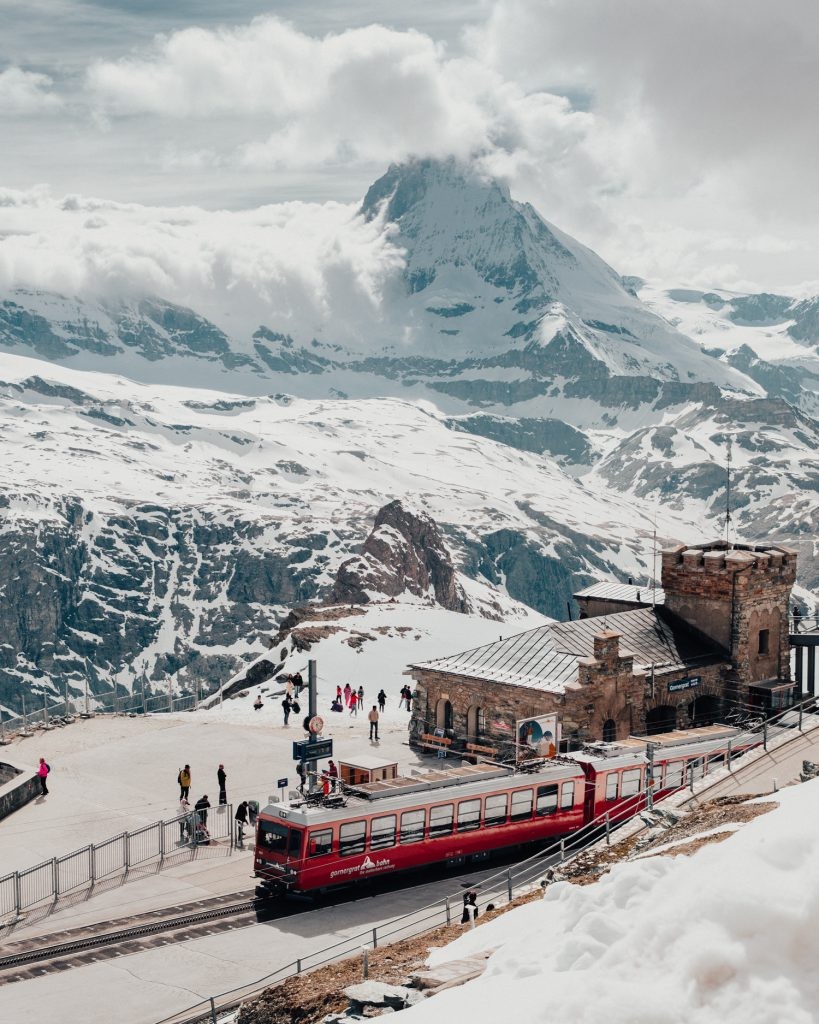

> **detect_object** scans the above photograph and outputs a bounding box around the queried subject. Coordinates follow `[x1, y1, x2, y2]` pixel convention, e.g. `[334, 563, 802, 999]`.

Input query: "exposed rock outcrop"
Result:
[330, 500, 470, 612]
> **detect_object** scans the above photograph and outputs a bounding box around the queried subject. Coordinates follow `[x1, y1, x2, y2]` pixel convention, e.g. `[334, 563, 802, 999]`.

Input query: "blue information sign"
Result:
[667, 675, 702, 693]
[277, 777, 288, 789]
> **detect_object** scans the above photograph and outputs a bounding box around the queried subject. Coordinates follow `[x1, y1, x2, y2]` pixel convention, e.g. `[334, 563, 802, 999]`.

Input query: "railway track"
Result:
[0, 891, 264, 983]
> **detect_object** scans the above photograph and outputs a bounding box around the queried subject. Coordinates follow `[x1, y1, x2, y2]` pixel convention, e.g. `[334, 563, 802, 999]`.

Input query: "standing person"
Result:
[234, 801, 249, 844]
[194, 794, 210, 827]
[368, 705, 379, 741]
[285, 675, 294, 699]
[327, 759, 338, 792]
[282, 694, 293, 726]
[178, 796, 191, 842]
[293, 671, 304, 697]
[336, 684, 342, 703]
[178, 764, 191, 799]
[357, 685, 364, 710]
[398, 686, 406, 711]
[37, 757, 50, 796]
[296, 761, 306, 794]
[217, 764, 227, 805]
[348, 690, 358, 716]
[377, 689, 386, 713]
[343, 683, 352, 706]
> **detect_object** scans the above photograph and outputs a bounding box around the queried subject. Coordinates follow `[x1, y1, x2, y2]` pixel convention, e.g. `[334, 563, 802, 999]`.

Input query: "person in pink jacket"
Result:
[37, 757, 50, 796]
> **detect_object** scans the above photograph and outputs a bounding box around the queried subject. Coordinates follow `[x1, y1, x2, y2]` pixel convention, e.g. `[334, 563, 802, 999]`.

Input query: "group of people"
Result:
[176, 762, 251, 845]
[331, 683, 365, 715]
[253, 670, 306, 714]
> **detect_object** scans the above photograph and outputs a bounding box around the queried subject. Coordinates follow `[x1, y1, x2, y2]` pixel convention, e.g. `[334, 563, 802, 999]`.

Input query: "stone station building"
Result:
[408, 540, 797, 750]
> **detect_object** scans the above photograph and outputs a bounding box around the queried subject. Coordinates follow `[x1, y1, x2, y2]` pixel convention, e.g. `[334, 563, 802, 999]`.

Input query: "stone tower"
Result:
[661, 541, 797, 694]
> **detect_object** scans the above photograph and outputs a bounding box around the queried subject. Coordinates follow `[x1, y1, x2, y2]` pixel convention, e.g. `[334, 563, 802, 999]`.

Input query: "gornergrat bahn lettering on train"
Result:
[253, 726, 757, 898]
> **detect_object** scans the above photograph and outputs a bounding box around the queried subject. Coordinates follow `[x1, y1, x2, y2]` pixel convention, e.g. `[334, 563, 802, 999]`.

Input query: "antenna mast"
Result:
[724, 434, 733, 546]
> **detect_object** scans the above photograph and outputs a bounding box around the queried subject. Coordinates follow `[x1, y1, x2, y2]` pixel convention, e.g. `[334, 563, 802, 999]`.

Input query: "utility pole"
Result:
[307, 660, 318, 792]
[725, 434, 733, 546]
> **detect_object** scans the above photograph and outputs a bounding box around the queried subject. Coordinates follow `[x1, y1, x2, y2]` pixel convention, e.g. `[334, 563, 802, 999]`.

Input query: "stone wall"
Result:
[0, 758, 40, 821]
[661, 541, 796, 687]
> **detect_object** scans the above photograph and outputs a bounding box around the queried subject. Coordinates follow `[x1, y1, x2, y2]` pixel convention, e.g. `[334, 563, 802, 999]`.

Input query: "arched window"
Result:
[689, 694, 721, 727]
[436, 698, 453, 732]
[467, 704, 485, 739]
[602, 718, 617, 742]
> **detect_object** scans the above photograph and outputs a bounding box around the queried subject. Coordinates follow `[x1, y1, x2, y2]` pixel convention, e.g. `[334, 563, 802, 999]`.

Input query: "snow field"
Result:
[412, 781, 819, 1024]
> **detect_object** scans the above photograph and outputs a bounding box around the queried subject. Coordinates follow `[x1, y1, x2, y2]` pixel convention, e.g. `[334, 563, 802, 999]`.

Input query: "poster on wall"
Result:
[516, 713, 561, 759]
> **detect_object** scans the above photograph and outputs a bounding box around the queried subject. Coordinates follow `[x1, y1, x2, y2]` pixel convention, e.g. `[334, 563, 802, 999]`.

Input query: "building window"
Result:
[758, 629, 770, 655]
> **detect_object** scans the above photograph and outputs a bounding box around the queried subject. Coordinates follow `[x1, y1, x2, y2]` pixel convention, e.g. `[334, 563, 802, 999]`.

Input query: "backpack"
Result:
[45, 763, 51, 774]
[292, 700, 301, 714]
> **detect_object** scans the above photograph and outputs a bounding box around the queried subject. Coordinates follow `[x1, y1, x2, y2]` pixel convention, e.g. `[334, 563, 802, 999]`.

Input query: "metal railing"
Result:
[0, 805, 234, 921]
[0, 686, 221, 742]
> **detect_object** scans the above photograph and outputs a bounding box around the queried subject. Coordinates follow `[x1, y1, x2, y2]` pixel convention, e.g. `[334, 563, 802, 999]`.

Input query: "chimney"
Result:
[593, 630, 621, 664]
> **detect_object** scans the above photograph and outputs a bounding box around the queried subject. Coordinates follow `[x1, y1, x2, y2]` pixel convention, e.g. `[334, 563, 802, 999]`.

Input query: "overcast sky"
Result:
[1, 0, 817, 293]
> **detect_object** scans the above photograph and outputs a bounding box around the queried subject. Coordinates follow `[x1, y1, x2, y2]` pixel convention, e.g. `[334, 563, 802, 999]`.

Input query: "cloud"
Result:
[85, 17, 593, 174]
[0, 66, 63, 114]
[0, 186, 406, 343]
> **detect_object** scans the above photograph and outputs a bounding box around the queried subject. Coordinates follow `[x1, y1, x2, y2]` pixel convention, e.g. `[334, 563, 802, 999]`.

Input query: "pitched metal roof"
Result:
[410, 607, 726, 695]
[573, 581, 665, 605]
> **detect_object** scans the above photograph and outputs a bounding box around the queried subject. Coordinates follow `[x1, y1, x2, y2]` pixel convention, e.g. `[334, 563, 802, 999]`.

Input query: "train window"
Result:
[536, 784, 558, 816]
[665, 762, 683, 789]
[308, 829, 332, 857]
[689, 758, 705, 781]
[510, 789, 533, 821]
[400, 809, 425, 844]
[429, 803, 454, 838]
[484, 794, 508, 827]
[457, 799, 481, 832]
[605, 773, 619, 801]
[289, 828, 303, 858]
[258, 820, 290, 854]
[560, 781, 575, 809]
[649, 764, 663, 789]
[370, 815, 397, 850]
[339, 820, 367, 856]
[621, 769, 641, 798]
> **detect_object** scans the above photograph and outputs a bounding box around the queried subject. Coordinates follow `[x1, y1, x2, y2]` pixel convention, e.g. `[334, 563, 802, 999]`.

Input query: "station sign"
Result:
[292, 738, 333, 761]
[667, 675, 702, 693]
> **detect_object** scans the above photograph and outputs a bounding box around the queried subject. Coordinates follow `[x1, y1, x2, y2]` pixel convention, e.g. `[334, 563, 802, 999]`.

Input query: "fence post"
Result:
[160, 822, 165, 863]
[507, 867, 513, 902]
[90, 844, 96, 884]
[372, 926, 378, 949]
[799, 702, 804, 732]
[229, 803, 234, 850]
[445, 897, 451, 925]
[559, 838, 565, 862]
[605, 812, 611, 845]
[362, 948, 369, 979]
[727, 739, 733, 772]
[125, 831, 131, 871]
[209, 997, 217, 1024]
[296, 958, 302, 974]
[14, 871, 21, 917]
[763, 722, 768, 751]
[52, 857, 59, 900]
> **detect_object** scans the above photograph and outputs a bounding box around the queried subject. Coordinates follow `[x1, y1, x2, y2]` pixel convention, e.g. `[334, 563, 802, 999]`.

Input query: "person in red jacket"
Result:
[38, 757, 50, 796]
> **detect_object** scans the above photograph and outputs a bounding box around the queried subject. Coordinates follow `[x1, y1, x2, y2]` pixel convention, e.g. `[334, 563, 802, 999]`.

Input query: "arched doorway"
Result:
[436, 698, 453, 732]
[467, 705, 485, 740]
[689, 694, 722, 727]
[602, 718, 617, 742]
[646, 705, 677, 735]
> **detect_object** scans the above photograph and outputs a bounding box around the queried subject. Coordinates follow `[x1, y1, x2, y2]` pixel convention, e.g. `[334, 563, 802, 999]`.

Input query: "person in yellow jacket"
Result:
[178, 764, 191, 799]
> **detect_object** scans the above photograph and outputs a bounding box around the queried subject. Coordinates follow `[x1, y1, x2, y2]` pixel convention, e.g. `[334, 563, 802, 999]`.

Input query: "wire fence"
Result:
[0, 805, 234, 922]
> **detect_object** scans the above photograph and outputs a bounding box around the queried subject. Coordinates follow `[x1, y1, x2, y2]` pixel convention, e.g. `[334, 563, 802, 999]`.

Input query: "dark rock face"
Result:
[0, 498, 329, 714]
[330, 500, 469, 612]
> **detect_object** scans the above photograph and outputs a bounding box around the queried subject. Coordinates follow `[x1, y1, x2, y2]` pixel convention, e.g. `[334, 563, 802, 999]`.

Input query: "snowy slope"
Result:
[0, 353, 693, 713]
[410, 782, 817, 1024]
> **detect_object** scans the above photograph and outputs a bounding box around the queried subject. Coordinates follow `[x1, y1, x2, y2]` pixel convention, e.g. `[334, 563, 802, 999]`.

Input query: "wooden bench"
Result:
[464, 742, 498, 763]
[419, 733, 452, 757]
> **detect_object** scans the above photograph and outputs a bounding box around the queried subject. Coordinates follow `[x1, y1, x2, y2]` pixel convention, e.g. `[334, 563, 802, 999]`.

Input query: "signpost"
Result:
[277, 777, 288, 801]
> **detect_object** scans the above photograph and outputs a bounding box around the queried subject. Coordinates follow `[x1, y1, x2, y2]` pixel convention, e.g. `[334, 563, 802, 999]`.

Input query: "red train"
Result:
[253, 726, 757, 897]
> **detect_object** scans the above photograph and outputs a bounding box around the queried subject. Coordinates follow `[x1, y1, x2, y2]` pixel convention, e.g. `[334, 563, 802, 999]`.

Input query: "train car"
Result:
[254, 725, 760, 898]
[254, 760, 586, 897]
